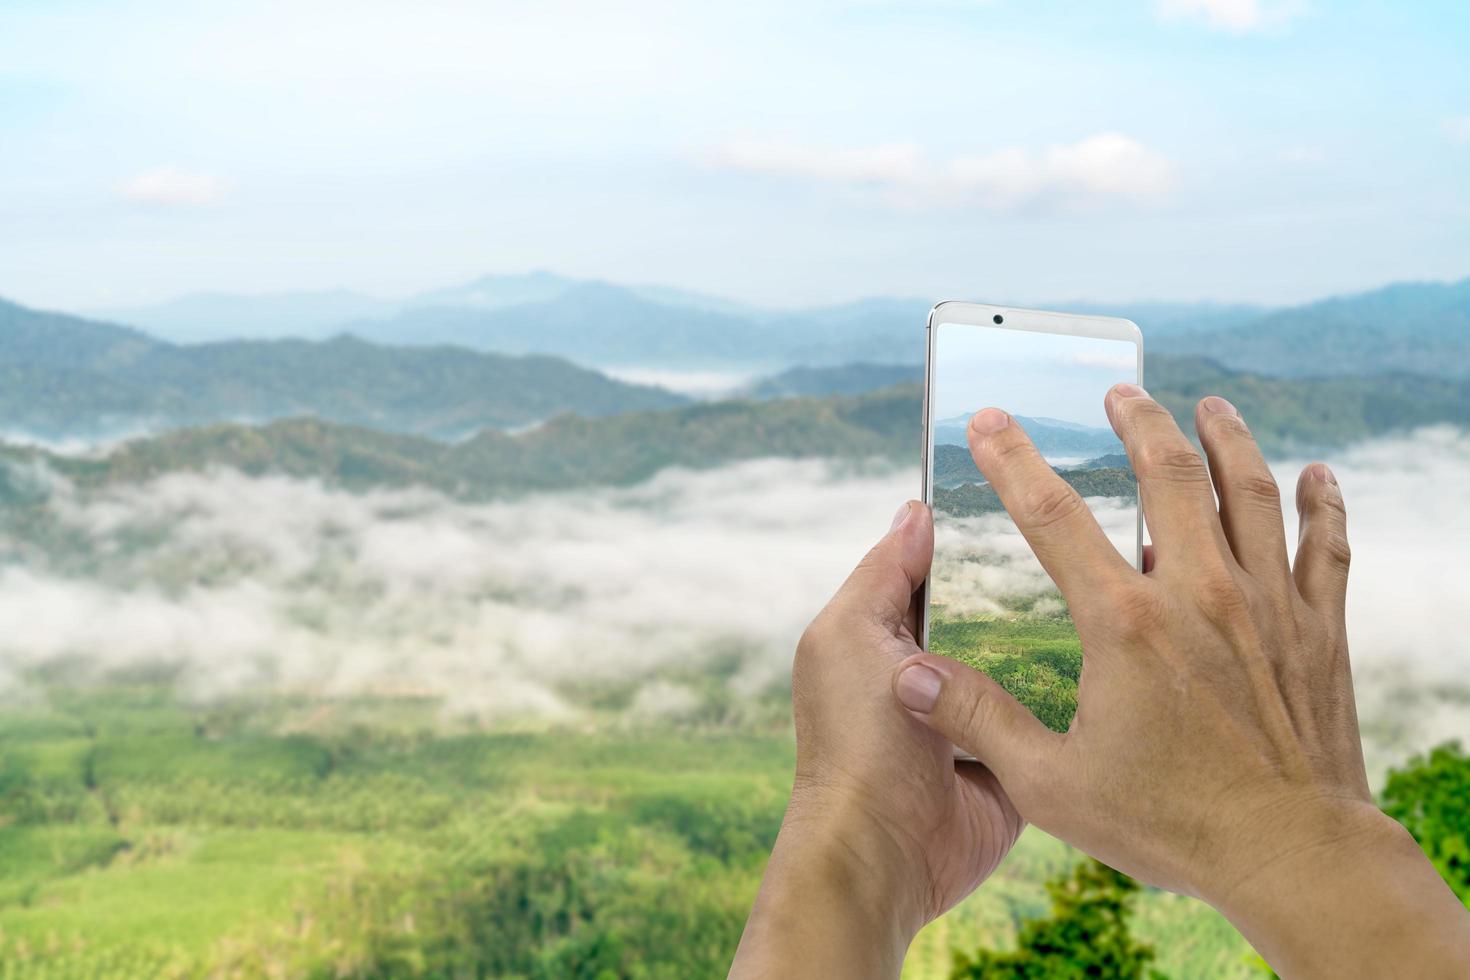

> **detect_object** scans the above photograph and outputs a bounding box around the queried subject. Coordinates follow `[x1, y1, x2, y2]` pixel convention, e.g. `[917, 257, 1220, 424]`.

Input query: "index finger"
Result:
[965, 408, 1137, 605]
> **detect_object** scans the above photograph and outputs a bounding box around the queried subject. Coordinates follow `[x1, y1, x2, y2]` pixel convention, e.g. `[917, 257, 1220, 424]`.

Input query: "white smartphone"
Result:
[921, 302, 1143, 734]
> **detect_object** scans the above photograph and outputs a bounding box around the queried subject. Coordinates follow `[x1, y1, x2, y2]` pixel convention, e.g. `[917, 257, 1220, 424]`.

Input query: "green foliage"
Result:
[929, 616, 1083, 732]
[934, 467, 1136, 518]
[1381, 741, 1470, 901]
[2, 351, 1470, 510]
[950, 860, 1164, 980]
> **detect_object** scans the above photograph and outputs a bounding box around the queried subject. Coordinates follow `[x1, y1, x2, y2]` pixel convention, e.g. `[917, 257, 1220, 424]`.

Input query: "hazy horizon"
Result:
[4, 2, 1467, 312]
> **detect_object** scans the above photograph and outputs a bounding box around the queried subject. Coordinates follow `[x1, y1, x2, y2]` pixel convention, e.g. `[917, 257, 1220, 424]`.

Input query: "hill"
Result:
[744, 362, 923, 399]
[934, 413, 1123, 458]
[0, 297, 686, 440]
[69, 273, 1470, 378]
[933, 467, 1137, 517]
[0, 386, 919, 501]
[5, 354, 1469, 503]
[1155, 277, 1470, 378]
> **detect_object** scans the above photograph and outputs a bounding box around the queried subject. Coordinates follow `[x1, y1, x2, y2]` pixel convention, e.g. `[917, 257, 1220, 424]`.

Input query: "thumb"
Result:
[892, 652, 1061, 789]
[831, 500, 933, 633]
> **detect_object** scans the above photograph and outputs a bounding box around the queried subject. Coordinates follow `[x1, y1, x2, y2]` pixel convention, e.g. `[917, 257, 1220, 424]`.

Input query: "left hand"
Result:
[729, 501, 1023, 978]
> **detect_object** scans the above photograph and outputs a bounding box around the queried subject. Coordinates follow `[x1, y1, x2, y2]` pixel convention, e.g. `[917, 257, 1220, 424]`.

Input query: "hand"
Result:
[730, 502, 1023, 979]
[894, 387, 1470, 978]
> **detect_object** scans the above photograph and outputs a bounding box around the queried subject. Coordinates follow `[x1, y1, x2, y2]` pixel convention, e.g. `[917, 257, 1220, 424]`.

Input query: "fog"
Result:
[0, 428, 1465, 770]
[931, 498, 1137, 617]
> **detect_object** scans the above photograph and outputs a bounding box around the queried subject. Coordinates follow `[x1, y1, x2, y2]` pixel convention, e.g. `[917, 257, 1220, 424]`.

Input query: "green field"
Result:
[0, 684, 1269, 979]
[929, 614, 1084, 733]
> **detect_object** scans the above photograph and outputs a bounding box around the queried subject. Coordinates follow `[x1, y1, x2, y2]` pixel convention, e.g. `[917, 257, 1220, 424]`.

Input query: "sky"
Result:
[932, 322, 1137, 424]
[1, 0, 1468, 312]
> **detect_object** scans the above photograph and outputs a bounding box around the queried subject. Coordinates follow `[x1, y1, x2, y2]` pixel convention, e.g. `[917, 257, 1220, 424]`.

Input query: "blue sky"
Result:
[1, 0, 1467, 312]
[932, 323, 1136, 425]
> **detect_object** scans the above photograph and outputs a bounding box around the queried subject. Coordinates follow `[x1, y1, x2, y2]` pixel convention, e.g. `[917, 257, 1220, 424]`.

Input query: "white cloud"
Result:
[1, 428, 1467, 780]
[708, 132, 1174, 212]
[1157, 0, 1303, 33]
[1445, 116, 1470, 146]
[120, 166, 227, 206]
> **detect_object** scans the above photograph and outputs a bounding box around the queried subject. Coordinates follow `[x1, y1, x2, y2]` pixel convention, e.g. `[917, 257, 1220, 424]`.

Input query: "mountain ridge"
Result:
[0, 296, 686, 440]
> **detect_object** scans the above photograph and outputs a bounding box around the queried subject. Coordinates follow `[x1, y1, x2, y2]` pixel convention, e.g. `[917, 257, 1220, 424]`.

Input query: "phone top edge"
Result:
[929, 301, 1143, 348]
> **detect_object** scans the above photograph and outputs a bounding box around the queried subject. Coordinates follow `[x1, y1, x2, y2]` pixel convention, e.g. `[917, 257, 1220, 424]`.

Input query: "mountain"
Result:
[8, 352, 1468, 506]
[345, 282, 785, 368]
[933, 467, 1137, 518]
[1154, 277, 1470, 378]
[1071, 453, 1132, 471]
[932, 437, 1135, 489]
[1, 386, 919, 501]
[932, 443, 984, 489]
[410, 271, 763, 318]
[933, 413, 1124, 457]
[0, 297, 685, 441]
[93, 290, 399, 342]
[62, 273, 1470, 377]
[743, 362, 924, 399]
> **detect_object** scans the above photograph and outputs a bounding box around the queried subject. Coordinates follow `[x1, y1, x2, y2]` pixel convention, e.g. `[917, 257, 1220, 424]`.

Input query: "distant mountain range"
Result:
[5, 356, 1468, 506]
[932, 442, 1134, 490]
[933, 413, 1124, 458]
[78, 271, 1470, 378]
[0, 297, 685, 441]
[1152, 278, 1470, 378]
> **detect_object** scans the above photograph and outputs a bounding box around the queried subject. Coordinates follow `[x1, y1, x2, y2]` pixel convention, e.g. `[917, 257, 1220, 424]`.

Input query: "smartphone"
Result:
[921, 303, 1143, 735]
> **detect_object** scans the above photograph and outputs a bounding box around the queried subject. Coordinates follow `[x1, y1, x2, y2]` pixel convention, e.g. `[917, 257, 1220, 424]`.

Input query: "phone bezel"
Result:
[919, 301, 1144, 652]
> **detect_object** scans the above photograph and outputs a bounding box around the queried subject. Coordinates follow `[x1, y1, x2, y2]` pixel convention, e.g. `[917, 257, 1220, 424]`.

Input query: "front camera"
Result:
[993, 314, 1004, 324]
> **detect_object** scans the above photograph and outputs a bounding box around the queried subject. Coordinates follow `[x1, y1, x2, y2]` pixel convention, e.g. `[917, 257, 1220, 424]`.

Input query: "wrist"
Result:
[1209, 802, 1470, 978]
[731, 786, 928, 978]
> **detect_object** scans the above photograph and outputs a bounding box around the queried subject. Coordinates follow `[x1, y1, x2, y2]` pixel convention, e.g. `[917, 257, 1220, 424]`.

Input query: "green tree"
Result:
[1381, 741, 1470, 903]
[950, 860, 1164, 980]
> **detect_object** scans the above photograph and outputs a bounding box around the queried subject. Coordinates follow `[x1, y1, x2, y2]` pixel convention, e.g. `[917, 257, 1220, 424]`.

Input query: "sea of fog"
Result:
[0, 427, 1466, 780]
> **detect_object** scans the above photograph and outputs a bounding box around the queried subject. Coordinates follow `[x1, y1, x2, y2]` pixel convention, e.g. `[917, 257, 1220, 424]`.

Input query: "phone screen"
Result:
[925, 317, 1140, 732]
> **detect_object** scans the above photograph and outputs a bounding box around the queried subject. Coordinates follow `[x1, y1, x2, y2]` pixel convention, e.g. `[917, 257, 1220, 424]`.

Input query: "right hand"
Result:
[894, 385, 1470, 977]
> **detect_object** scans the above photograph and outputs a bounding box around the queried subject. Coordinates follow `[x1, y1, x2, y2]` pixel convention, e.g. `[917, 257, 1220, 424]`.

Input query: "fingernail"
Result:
[970, 408, 1010, 434]
[1202, 395, 1237, 415]
[1113, 383, 1149, 399]
[896, 664, 943, 714]
[890, 501, 912, 532]
[1309, 462, 1337, 486]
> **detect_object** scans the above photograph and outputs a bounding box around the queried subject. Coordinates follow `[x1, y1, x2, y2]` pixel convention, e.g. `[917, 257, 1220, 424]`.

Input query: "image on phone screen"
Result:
[924, 313, 1141, 733]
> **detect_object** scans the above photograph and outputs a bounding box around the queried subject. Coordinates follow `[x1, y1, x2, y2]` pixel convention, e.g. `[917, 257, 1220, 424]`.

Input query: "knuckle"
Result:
[1234, 470, 1282, 504]
[1135, 443, 1209, 485]
[1317, 529, 1353, 569]
[1017, 482, 1087, 532]
[1104, 583, 1168, 639]
[1193, 567, 1253, 619]
[958, 686, 1001, 739]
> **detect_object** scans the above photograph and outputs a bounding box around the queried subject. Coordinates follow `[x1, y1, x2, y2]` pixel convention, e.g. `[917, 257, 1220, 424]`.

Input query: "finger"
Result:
[1194, 396, 1292, 589]
[965, 408, 1135, 602]
[893, 652, 1062, 801]
[1293, 464, 1350, 625]
[830, 500, 934, 635]
[1142, 544, 1156, 574]
[1105, 384, 1232, 569]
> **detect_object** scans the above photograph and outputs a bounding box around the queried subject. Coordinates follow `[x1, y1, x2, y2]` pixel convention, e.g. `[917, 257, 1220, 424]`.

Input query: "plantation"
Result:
[928, 614, 1084, 732]
[0, 683, 1295, 978]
